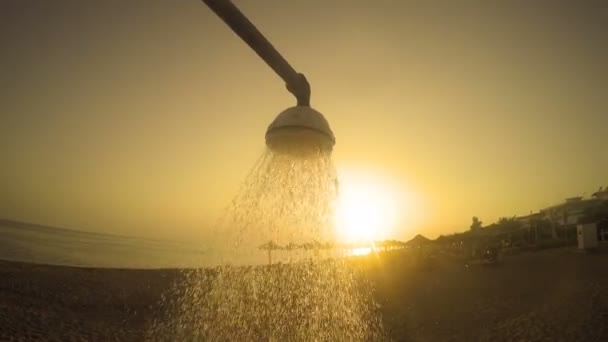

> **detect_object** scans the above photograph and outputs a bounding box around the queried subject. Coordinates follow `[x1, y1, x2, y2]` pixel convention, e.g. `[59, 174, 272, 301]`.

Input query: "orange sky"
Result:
[1, 0, 607, 241]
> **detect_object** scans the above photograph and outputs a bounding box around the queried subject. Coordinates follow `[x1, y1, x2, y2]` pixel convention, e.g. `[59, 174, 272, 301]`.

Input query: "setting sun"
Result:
[334, 169, 402, 243]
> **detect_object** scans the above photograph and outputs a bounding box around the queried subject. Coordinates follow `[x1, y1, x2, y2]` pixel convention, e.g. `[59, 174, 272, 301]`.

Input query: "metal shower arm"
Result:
[202, 0, 311, 106]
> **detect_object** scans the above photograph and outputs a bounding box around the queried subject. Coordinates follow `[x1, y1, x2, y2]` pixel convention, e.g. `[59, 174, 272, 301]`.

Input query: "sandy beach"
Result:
[1, 246, 607, 341]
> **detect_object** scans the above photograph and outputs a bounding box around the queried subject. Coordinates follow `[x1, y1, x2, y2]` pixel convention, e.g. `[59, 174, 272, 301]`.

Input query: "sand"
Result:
[368, 247, 608, 341]
[1, 246, 607, 341]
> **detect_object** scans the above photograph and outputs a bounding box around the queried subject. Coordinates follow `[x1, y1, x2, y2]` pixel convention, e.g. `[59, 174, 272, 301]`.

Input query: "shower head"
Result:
[202, 0, 334, 154]
[266, 106, 335, 154]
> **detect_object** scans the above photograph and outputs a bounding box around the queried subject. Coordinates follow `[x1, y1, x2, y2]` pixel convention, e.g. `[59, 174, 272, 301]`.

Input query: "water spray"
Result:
[202, 0, 336, 154]
[149, 3, 385, 339]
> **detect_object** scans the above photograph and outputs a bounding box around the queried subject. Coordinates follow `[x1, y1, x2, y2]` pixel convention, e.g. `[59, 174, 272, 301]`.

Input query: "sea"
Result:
[0, 220, 373, 269]
[0, 221, 208, 269]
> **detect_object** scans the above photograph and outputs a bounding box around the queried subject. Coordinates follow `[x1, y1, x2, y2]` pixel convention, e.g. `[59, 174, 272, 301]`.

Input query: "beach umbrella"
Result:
[259, 240, 282, 265]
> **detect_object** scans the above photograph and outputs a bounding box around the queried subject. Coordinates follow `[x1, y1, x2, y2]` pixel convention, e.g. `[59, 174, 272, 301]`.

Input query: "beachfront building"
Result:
[600, 221, 608, 241]
[514, 212, 548, 243]
[592, 187, 608, 201]
[590, 187, 608, 241]
[540, 194, 608, 242]
[516, 213, 543, 230]
[540, 197, 599, 226]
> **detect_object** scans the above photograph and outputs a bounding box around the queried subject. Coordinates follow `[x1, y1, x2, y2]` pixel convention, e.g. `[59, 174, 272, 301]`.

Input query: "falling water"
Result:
[149, 147, 385, 340]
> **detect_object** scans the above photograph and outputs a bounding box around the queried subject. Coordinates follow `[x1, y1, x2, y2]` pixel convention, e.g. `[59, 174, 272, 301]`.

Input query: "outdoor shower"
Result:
[146, 3, 387, 340]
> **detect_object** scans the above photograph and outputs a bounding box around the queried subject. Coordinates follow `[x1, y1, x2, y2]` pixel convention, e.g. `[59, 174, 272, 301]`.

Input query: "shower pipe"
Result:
[202, 0, 311, 107]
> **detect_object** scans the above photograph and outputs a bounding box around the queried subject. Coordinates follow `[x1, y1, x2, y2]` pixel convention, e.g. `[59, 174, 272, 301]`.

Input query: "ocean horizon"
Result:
[0, 220, 209, 269]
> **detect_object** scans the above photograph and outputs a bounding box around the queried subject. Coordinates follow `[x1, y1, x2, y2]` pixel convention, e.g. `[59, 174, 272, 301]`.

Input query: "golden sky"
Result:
[1, 0, 607, 241]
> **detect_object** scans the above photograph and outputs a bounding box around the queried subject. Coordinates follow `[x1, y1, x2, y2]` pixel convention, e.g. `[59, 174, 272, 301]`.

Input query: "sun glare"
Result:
[350, 247, 373, 256]
[334, 169, 402, 243]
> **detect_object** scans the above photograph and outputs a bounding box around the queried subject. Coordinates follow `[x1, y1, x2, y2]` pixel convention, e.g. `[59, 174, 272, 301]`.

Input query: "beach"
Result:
[1, 247, 607, 341]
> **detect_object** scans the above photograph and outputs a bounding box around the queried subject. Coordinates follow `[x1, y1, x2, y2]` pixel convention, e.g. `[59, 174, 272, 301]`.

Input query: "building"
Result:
[516, 212, 543, 230]
[592, 186, 608, 201]
[540, 197, 600, 226]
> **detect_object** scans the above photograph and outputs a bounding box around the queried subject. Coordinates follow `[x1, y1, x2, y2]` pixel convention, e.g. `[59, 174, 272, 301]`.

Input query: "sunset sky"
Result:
[1, 0, 607, 241]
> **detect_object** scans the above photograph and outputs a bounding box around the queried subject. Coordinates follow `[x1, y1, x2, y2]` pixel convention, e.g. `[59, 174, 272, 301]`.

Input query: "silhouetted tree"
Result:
[380, 239, 404, 251]
[470, 216, 483, 231]
[497, 216, 521, 230]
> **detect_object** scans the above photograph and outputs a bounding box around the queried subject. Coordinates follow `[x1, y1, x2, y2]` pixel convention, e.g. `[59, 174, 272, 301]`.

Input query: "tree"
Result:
[496, 216, 521, 231]
[470, 216, 483, 231]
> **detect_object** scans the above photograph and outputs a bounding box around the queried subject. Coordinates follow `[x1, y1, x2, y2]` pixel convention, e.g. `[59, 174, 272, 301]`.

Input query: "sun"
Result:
[333, 169, 402, 243]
